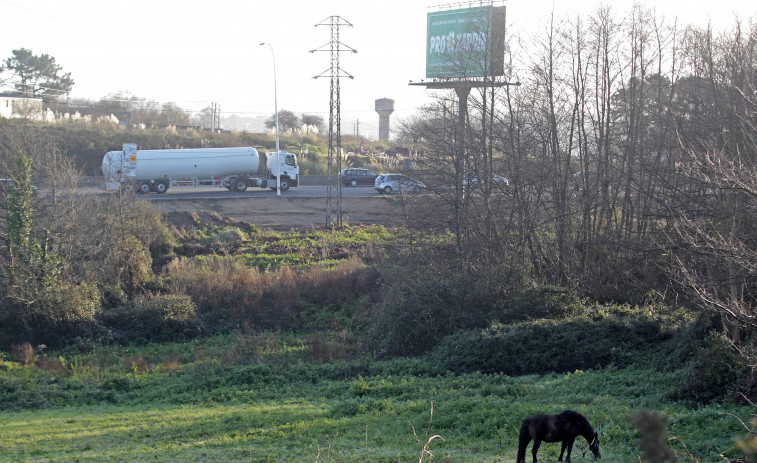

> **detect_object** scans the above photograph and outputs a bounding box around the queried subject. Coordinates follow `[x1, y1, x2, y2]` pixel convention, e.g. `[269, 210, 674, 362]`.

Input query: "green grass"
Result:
[185, 224, 390, 271]
[0, 336, 750, 462]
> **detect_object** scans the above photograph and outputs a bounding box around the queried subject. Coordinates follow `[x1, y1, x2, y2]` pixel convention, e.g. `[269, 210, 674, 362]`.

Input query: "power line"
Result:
[0, 0, 84, 29]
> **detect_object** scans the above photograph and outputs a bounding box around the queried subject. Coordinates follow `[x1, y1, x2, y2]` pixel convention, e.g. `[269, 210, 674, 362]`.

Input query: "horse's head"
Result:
[589, 432, 601, 459]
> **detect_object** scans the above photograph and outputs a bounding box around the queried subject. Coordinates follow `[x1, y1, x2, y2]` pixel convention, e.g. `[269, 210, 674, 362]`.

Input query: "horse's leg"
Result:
[558, 440, 567, 461]
[531, 439, 541, 463]
[516, 427, 532, 463]
[516, 438, 530, 463]
[564, 437, 576, 463]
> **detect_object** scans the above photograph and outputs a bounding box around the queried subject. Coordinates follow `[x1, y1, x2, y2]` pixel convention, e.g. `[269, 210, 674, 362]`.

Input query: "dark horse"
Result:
[516, 410, 600, 463]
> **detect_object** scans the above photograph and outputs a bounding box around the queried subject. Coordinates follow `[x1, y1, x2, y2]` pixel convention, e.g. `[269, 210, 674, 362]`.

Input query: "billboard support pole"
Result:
[412, 2, 518, 258]
[454, 85, 471, 179]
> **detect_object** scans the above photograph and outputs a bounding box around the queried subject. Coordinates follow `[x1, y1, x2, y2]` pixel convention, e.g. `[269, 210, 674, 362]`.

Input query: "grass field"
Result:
[0, 334, 750, 462]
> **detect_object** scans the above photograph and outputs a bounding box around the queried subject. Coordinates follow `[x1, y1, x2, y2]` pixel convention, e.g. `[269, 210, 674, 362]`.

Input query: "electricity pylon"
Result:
[311, 16, 356, 227]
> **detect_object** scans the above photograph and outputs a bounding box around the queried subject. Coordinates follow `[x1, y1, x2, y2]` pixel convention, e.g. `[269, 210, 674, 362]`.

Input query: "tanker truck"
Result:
[101, 143, 299, 193]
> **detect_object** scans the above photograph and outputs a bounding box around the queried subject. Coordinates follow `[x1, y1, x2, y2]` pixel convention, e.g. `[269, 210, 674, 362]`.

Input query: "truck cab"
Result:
[265, 151, 299, 191]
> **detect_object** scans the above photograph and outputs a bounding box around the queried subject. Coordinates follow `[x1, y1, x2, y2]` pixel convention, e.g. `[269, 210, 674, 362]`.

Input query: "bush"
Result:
[678, 331, 746, 402]
[10, 343, 36, 365]
[367, 260, 581, 358]
[428, 306, 693, 375]
[118, 235, 154, 293]
[211, 227, 245, 244]
[101, 294, 204, 342]
[40, 280, 101, 324]
[9, 281, 106, 348]
[163, 257, 376, 332]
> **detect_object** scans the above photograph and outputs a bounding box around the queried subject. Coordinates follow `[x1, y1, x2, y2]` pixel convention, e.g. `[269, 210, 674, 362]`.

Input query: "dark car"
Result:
[340, 168, 379, 187]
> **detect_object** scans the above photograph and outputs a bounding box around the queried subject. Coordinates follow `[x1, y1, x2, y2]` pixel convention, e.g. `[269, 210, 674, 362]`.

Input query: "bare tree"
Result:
[669, 21, 757, 374]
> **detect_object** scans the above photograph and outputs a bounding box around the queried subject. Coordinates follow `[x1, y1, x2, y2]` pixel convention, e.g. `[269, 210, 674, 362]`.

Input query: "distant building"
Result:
[0, 94, 44, 120]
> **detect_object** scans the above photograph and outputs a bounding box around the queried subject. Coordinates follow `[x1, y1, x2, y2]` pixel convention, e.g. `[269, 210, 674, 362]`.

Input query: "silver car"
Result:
[374, 174, 425, 194]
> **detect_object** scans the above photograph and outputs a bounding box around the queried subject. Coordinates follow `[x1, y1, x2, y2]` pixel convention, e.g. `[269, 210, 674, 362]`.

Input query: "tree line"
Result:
[399, 6, 757, 379]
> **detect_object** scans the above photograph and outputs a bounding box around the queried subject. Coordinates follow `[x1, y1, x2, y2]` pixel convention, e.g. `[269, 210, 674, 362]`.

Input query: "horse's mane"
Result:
[561, 410, 594, 434]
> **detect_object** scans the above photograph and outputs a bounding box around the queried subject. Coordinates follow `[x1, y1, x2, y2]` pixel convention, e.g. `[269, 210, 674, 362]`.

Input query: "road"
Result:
[70, 180, 412, 229]
[141, 184, 380, 200]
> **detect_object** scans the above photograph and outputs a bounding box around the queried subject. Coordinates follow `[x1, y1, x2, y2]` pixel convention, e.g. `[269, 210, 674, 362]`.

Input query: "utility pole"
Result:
[208, 102, 221, 132]
[311, 16, 356, 227]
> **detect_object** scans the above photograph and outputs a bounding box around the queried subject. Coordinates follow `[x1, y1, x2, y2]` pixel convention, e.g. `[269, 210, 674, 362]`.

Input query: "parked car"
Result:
[374, 174, 425, 194]
[340, 168, 379, 186]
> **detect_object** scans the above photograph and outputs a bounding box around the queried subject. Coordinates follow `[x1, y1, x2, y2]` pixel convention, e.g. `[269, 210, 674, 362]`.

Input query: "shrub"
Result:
[162, 256, 375, 332]
[503, 285, 585, 321]
[428, 307, 692, 375]
[40, 280, 101, 324]
[118, 235, 154, 293]
[101, 293, 203, 342]
[150, 221, 179, 257]
[367, 260, 571, 358]
[211, 227, 246, 244]
[10, 343, 36, 365]
[678, 331, 746, 402]
[20, 281, 104, 347]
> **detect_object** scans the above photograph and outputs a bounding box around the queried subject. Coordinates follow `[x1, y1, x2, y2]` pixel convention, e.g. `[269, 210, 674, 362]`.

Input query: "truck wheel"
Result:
[138, 182, 152, 194]
[233, 178, 248, 192]
[279, 178, 290, 191]
[154, 181, 169, 194]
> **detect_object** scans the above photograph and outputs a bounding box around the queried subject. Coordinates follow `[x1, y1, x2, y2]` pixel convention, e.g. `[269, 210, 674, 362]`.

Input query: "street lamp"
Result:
[260, 42, 281, 196]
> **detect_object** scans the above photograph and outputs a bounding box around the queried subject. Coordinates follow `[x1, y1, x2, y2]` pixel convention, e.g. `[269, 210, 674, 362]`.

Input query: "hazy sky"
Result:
[1, 0, 753, 138]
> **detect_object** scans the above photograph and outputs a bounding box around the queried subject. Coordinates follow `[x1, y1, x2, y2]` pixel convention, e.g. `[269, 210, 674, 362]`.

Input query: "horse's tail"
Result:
[516, 419, 531, 463]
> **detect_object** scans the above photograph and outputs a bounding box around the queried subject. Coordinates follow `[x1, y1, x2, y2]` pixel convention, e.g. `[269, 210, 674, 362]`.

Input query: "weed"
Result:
[10, 343, 35, 365]
[10, 342, 45, 366]
[413, 402, 445, 463]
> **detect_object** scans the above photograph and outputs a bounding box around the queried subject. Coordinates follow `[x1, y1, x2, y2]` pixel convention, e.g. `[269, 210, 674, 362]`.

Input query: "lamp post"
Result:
[260, 42, 281, 196]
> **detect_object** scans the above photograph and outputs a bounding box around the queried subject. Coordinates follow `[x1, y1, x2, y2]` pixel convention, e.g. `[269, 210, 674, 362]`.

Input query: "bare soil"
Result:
[154, 196, 408, 230]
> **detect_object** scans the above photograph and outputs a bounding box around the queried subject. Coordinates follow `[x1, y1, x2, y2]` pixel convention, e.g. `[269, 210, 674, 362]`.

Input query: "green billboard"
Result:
[426, 6, 505, 79]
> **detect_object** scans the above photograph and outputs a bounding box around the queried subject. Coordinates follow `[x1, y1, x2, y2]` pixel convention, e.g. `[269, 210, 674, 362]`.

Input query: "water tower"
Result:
[375, 98, 394, 141]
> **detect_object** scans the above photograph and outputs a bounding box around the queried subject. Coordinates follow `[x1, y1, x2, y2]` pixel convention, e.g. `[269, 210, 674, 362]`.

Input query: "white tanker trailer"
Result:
[102, 143, 299, 193]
